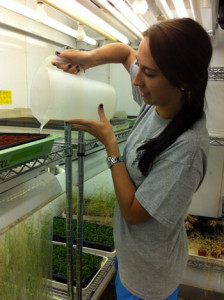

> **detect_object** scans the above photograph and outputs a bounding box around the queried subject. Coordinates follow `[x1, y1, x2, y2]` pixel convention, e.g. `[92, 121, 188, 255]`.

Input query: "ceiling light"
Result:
[94, 0, 142, 39]
[41, 0, 130, 44]
[172, 0, 188, 18]
[44, 18, 97, 45]
[0, 0, 97, 46]
[0, 0, 36, 19]
[189, 0, 202, 24]
[109, 0, 149, 32]
[155, 0, 174, 19]
[36, 1, 47, 23]
[76, 23, 86, 41]
[133, 0, 148, 15]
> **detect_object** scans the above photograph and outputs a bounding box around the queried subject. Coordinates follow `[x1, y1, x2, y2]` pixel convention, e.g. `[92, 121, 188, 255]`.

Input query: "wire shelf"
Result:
[1, 130, 223, 185]
[0, 129, 131, 184]
[208, 67, 224, 81]
[0, 146, 67, 184]
[209, 136, 224, 146]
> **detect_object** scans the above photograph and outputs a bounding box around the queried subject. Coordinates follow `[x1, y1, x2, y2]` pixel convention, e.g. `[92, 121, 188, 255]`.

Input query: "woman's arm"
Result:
[56, 43, 150, 224]
[68, 105, 151, 225]
[53, 43, 136, 73]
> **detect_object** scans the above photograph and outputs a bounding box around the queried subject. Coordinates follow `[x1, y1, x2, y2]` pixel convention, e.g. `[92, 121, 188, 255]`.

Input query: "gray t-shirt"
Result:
[113, 60, 209, 299]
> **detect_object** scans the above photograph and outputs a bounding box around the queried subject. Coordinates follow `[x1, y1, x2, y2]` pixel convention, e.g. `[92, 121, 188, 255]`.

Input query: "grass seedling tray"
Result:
[53, 216, 114, 252]
[52, 244, 103, 288]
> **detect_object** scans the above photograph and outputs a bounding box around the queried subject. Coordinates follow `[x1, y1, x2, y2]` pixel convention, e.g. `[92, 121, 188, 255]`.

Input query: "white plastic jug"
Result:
[30, 55, 116, 130]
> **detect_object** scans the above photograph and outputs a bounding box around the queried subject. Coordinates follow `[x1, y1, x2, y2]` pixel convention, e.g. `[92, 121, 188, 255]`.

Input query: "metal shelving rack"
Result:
[0, 129, 131, 185]
[208, 66, 224, 146]
[210, 136, 224, 146]
[0, 133, 223, 186]
[0, 146, 66, 184]
[208, 67, 224, 81]
[0, 127, 131, 300]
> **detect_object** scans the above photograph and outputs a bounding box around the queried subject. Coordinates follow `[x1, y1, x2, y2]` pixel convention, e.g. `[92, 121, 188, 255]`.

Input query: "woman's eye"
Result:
[144, 73, 155, 78]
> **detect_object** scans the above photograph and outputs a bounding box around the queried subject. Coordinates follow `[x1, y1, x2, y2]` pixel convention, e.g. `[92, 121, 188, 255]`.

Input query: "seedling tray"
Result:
[0, 133, 58, 171]
[53, 216, 115, 252]
[52, 244, 103, 288]
[127, 117, 137, 128]
[0, 133, 51, 150]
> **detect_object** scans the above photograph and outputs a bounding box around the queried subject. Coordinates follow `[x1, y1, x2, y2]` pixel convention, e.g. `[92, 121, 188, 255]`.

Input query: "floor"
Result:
[99, 276, 224, 300]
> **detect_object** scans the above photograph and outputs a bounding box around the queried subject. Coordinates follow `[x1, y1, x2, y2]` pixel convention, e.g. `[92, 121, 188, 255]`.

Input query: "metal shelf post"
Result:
[65, 122, 74, 300]
[76, 130, 85, 300]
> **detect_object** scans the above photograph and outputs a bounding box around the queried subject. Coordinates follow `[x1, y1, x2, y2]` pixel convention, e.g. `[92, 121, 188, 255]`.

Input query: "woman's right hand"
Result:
[52, 49, 94, 74]
[52, 43, 136, 74]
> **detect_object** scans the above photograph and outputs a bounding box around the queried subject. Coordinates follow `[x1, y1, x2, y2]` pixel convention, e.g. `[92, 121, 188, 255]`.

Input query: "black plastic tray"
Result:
[0, 133, 49, 150]
[52, 268, 99, 288]
[53, 216, 115, 252]
[53, 234, 114, 252]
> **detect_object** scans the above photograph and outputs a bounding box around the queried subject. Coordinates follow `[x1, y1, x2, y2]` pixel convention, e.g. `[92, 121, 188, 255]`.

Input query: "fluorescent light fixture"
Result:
[144, 9, 157, 25]
[189, 0, 202, 24]
[155, 0, 174, 19]
[0, 42, 23, 49]
[41, 0, 130, 44]
[189, 0, 196, 20]
[95, 0, 143, 39]
[36, 1, 47, 23]
[44, 18, 97, 45]
[133, 0, 148, 15]
[109, 0, 149, 32]
[172, 0, 188, 18]
[0, 28, 48, 47]
[0, 0, 97, 46]
[0, 0, 36, 19]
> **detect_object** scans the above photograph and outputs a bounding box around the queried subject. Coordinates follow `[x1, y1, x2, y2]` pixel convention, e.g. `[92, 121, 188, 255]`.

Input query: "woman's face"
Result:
[133, 37, 182, 119]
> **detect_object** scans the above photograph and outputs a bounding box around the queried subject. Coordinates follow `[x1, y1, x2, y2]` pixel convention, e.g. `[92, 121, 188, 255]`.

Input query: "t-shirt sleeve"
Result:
[130, 60, 143, 106]
[135, 153, 202, 229]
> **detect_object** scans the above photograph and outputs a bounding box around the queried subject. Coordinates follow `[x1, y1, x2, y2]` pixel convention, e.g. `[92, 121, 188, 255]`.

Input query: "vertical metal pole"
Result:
[64, 122, 74, 300]
[76, 130, 84, 300]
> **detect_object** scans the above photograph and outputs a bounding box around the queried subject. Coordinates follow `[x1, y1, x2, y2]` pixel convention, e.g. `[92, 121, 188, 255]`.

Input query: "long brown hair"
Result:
[137, 18, 212, 175]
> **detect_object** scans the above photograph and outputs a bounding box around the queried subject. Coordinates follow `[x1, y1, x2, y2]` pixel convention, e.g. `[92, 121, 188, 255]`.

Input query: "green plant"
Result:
[53, 217, 114, 246]
[52, 245, 102, 285]
[0, 195, 65, 300]
[70, 189, 116, 219]
[0, 209, 52, 300]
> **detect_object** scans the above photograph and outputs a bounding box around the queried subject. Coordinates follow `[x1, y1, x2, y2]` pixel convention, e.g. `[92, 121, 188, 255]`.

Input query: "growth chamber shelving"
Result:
[0, 124, 130, 300]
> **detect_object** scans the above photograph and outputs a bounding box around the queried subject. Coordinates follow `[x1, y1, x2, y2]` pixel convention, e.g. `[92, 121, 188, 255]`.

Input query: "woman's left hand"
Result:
[67, 104, 116, 149]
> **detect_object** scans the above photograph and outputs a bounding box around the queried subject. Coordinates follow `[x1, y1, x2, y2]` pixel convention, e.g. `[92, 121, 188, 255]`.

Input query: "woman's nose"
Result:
[133, 71, 144, 87]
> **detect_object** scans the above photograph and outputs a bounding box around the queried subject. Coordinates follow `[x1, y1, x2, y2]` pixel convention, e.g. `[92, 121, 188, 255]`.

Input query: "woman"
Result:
[53, 18, 212, 300]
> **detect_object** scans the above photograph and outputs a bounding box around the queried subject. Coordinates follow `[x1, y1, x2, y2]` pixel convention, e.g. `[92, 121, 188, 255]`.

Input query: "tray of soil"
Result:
[0, 133, 50, 150]
[0, 133, 58, 171]
[52, 244, 103, 288]
[185, 214, 224, 259]
[53, 216, 114, 252]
